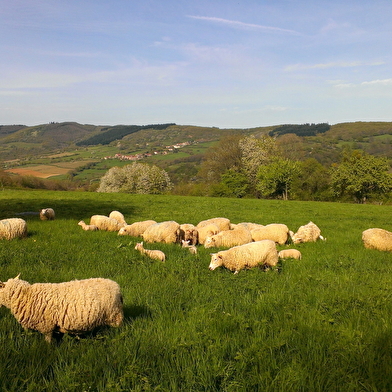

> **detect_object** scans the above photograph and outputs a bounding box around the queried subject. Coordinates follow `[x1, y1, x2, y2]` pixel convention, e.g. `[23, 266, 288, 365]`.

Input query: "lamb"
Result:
[197, 223, 220, 245]
[278, 249, 302, 260]
[39, 208, 55, 221]
[109, 210, 127, 226]
[250, 223, 290, 245]
[181, 239, 198, 254]
[0, 275, 123, 343]
[90, 215, 125, 232]
[291, 221, 324, 244]
[209, 240, 279, 274]
[142, 221, 180, 244]
[0, 218, 28, 240]
[135, 242, 166, 262]
[197, 217, 231, 232]
[178, 223, 199, 245]
[362, 228, 392, 252]
[204, 226, 253, 249]
[118, 220, 157, 236]
[78, 220, 98, 231]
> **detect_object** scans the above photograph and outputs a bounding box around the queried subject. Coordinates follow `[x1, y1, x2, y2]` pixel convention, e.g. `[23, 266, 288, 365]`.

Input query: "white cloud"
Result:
[286, 60, 385, 72]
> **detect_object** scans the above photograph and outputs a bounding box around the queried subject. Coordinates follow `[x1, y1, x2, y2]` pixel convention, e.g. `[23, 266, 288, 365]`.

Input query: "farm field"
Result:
[0, 190, 392, 391]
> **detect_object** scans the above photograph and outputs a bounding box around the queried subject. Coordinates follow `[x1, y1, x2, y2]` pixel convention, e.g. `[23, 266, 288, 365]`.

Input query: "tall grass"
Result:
[0, 189, 392, 391]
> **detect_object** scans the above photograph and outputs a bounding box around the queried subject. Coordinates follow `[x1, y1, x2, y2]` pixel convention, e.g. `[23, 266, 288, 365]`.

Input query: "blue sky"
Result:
[1, 0, 391, 128]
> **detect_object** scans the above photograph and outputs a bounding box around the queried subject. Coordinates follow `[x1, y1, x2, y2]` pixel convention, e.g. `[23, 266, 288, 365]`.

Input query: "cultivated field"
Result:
[0, 190, 391, 391]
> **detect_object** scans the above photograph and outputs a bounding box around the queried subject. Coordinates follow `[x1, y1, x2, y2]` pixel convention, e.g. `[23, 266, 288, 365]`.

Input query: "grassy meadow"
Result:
[0, 189, 392, 391]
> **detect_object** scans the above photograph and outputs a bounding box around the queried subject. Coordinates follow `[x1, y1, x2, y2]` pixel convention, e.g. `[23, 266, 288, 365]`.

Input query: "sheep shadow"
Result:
[123, 304, 152, 321]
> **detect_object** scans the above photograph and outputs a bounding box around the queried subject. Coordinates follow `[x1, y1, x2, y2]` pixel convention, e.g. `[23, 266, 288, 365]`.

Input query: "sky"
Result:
[1, 0, 392, 128]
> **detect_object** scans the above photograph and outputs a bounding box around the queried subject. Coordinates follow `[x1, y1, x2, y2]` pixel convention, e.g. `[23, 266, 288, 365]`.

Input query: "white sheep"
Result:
[90, 215, 125, 232]
[204, 226, 253, 249]
[118, 220, 157, 236]
[209, 240, 279, 274]
[0, 218, 28, 240]
[197, 217, 231, 232]
[278, 249, 302, 260]
[181, 240, 198, 254]
[78, 220, 98, 231]
[250, 223, 290, 245]
[236, 222, 265, 231]
[39, 208, 55, 221]
[0, 275, 123, 343]
[291, 221, 324, 244]
[362, 228, 392, 252]
[178, 223, 199, 245]
[135, 242, 166, 262]
[142, 221, 180, 244]
[197, 223, 220, 245]
[109, 210, 127, 226]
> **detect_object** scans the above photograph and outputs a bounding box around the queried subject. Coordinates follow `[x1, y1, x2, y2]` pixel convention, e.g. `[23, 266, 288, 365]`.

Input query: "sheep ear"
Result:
[0, 282, 4, 288]
[14, 274, 20, 280]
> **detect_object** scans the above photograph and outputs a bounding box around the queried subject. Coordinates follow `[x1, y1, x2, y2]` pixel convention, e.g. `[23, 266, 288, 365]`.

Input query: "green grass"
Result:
[0, 190, 392, 391]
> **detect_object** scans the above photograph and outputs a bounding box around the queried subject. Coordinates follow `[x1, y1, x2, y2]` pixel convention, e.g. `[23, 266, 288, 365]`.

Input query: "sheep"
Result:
[39, 208, 55, 221]
[177, 223, 199, 245]
[0, 275, 123, 343]
[109, 210, 127, 226]
[236, 222, 265, 231]
[197, 217, 231, 232]
[0, 218, 28, 240]
[118, 220, 157, 236]
[278, 249, 302, 260]
[204, 226, 253, 249]
[250, 223, 290, 245]
[78, 220, 98, 231]
[209, 240, 278, 274]
[362, 228, 392, 252]
[135, 241, 166, 262]
[90, 215, 125, 232]
[197, 223, 220, 245]
[142, 221, 180, 244]
[291, 221, 324, 244]
[181, 240, 198, 254]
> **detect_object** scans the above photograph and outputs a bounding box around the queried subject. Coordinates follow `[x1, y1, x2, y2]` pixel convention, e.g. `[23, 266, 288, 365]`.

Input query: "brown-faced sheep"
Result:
[90, 215, 125, 232]
[142, 221, 180, 244]
[0, 218, 28, 240]
[118, 220, 157, 237]
[362, 228, 392, 252]
[0, 275, 123, 343]
[197, 223, 220, 245]
[39, 208, 55, 221]
[78, 220, 98, 231]
[178, 223, 199, 245]
[278, 249, 302, 260]
[135, 242, 166, 262]
[197, 217, 231, 232]
[291, 221, 324, 244]
[209, 240, 278, 274]
[204, 226, 253, 249]
[109, 210, 127, 226]
[250, 223, 290, 245]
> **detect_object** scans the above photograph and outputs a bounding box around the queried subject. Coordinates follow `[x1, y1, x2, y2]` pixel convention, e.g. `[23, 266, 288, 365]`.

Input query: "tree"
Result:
[330, 150, 392, 202]
[211, 169, 249, 198]
[97, 162, 172, 194]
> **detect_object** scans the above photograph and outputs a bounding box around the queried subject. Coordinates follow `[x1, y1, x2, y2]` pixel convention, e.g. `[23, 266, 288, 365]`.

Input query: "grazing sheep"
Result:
[0, 218, 28, 240]
[250, 223, 290, 245]
[90, 215, 124, 232]
[0, 275, 123, 343]
[78, 220, 98, 231]
[197, 223, 220, 245]
[135, 242, 166, 262]
[197, 217, 231, 232]
[109, 210, 127, 226]
[118, 220, 157, 236]
[142, 221, 180, 244]
[181, 240, 198, 254]
[278, 249, 302, 260]
[178, 223, 199, 245]
[39, 208, 55, 221]
[204, 226, 253, 249]
[291, 221, 324, 244]
[362, 228, 392, 252]
[209, 240, 278, 274]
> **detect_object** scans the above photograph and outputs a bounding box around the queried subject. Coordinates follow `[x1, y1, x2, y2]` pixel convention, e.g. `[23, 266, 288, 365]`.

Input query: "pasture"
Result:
[0, 189, 391, 391]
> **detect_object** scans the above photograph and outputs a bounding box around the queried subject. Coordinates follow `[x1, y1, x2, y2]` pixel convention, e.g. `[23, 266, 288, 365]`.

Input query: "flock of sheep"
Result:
[1, 206, 391, 343]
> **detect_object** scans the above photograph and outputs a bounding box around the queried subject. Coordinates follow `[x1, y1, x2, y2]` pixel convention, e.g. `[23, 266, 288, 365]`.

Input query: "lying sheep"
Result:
[291, 221, 324, 244]
[109, 210, 127, 226]
[142, 221, 180, 244]
[178, 223, 199, 245]
[90, 215, 125, 232]
[204, 226, 253, 249]
[118, 220, 157, 237]
[39, 208, 55, 221]
[197, 217, 231, 232]
[135, 241, 166, 262]
[362, 228, 392, 252]
[278, 249, 302, 260]
[0, 218, 28, 240]
[78, 220, 98, 231]
[236, 222, 264, 231]
[0, 275, 123, 343]
[250, 223, 290, 245]
[181, 240, 198, 254]
[209, 240, 278, 274]
[197, 223, 220, 245]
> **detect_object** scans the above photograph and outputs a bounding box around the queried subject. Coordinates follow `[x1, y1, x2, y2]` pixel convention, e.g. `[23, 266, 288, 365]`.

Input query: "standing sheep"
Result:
[209, 240, 279, 274]
[250, 223, 290, 245]
[78, 220, 98, 231]
[197, 217, 231, 232]
[109, 210, 127, 226]
[204, 226, 253, 249]
[0, 218, 28, 240]
[291, 221, 324, 244]
[362, 228, 392, 252]
[278, 249, 302, 260]
[118, 220, 157, 236]
[0, 275, 123, 343]
[142, 221, 180, 244]
[90, 215, 125, 232]
[135, 242, 166, 262]
[39, 208, 55, 221]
